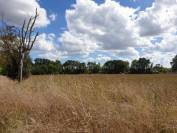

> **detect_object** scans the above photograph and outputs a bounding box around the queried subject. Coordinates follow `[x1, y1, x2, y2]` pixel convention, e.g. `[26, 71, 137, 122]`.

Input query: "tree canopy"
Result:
[130, 58, 153, 74]
[63, 60, 86, 74]
[171, 55, 177, 72]
[87, 62, 101, 74]
[32, 58, 62, 75]
[102, 60, 129, 74]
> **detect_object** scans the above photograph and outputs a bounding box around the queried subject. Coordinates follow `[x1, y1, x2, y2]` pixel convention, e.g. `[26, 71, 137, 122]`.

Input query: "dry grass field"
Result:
[0, 74, 177, 133]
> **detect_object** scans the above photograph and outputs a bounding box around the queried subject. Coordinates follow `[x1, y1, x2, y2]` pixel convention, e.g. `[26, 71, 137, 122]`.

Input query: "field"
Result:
[0, 75, 177, 133]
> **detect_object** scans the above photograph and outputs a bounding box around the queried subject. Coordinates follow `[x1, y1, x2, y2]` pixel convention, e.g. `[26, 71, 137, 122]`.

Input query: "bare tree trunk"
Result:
[19, 53, 24, 82]
[17, 8, 39, 82]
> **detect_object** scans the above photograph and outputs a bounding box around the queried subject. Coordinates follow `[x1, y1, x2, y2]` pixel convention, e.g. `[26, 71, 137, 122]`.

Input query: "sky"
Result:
[0, 0, 177, 67]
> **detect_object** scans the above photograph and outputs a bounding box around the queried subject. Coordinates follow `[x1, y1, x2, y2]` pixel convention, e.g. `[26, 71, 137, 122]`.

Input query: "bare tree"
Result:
[18, 8, 39, 82]
[0, 9, 39, 81]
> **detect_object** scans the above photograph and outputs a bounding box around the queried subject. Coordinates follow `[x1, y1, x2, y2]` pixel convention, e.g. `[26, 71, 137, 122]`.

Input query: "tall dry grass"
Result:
[0, 74, 177, 133]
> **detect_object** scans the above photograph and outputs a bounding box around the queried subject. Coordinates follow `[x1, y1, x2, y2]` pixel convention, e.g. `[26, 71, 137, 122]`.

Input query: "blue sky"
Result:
[0, 0, 177, 67]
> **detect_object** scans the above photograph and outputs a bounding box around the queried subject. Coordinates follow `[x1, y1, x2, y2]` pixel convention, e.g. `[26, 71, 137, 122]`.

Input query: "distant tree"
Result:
[87, 62, 100, 74]
[63, 60, 86, 74]
[171, 55, 177, 72]
[153, 64, 169, 74]
[130, 59, 138, 73]
[102, 60, 129, 74]
[79, 62, 87, 74]
[32, 58, 62, 75]
[130, 58, 153, 74]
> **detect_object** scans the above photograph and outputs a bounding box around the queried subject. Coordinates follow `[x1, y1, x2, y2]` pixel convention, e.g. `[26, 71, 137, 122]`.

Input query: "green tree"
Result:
[130, 58, 153, 74]
[63, 60, 86, 74]
[153, 64, 169, 74]
[87, 62, 100, 74]
[171, 55, 177, 72]
[32, 58, 62, 75]
[102, 60, 129, 74]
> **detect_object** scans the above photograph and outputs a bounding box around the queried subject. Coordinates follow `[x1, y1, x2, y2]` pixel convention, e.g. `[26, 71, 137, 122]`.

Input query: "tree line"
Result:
[29, 57, 177, 74]
[1, 55, 177, 78]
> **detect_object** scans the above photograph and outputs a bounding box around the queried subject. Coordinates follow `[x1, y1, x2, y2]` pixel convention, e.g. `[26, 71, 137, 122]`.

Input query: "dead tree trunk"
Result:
[18, 8, 39, 82]
[19, 52, 24, 82]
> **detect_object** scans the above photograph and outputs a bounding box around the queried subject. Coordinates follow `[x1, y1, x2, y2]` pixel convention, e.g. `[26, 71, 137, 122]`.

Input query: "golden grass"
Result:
[0, 74, 177, 133]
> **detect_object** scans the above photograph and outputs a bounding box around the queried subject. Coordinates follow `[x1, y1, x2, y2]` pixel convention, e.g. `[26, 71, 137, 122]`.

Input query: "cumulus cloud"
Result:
[155, 33, 177, 52]
[95, 54, 112, 63]
[141, 33, 177, 67]
[142, 51, 175, 67]
[137, 0, 177, 36]
[33, 33, 56, 52]
[32, 33, 61, 61]
[114, 47, 139, 59]
[83, 54, 112, 64]
[59, 0, 147, 55]
[0, 0, 50, 27]
[59, 31, 99, 55]
[58, 0, 177, 67]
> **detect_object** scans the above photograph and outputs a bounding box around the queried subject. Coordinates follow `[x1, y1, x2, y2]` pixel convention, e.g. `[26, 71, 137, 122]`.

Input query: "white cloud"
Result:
[0, 0, 50, 27]
[137, 0, 177, 36]
[59, 31, 99, 55]
[83, 54, 112, 64]
[37, 52, 61, 61]
[96, 54, 112, 63]
[155, 33, 177, 52]
[49, 13, 57, 21]
[32, 33, 61, 61]
[58, 0, 177, 67]
[142, 51, 175, 67]
[59, 0, 146, 56]
[141, 33, 177, 67]
[114, 47, 139, 59]
[34, 33, 56, 51]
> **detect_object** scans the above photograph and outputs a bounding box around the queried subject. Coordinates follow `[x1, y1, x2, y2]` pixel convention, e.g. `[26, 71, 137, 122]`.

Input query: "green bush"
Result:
[0, 67, 3, 75]
[0, 67, 6, 75]
[4, 55, 32, 80]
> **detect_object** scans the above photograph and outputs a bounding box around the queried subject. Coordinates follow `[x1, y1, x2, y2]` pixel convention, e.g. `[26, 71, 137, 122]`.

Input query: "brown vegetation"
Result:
[0, 75, 177, 133]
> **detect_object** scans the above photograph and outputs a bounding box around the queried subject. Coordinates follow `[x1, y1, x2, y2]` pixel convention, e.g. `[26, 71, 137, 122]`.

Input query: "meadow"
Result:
[0, 74, 177, 133]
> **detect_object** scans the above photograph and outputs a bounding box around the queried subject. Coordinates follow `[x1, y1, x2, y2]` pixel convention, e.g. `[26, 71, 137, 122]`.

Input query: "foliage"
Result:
[4, 54, 32, 80]
[102, 60, 129, 74]
[130, 58, 153, 74]
[87, 62, 101, 74]
[63, 60, 86, 74]
[0, 67, 6, 75]
[153, 64, 169, 74]
[0, 9, 38, 82]
[171, 55, 177, 72]
[31, 58, 62, 75]
[0, 25, 32, 80]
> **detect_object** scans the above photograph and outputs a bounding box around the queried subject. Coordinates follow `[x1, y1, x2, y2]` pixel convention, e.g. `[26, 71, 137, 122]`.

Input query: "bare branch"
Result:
[29, 31, 39, 50]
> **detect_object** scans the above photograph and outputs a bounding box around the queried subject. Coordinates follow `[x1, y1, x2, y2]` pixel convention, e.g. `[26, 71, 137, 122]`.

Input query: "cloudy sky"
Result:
[0, 0, 177, 67]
